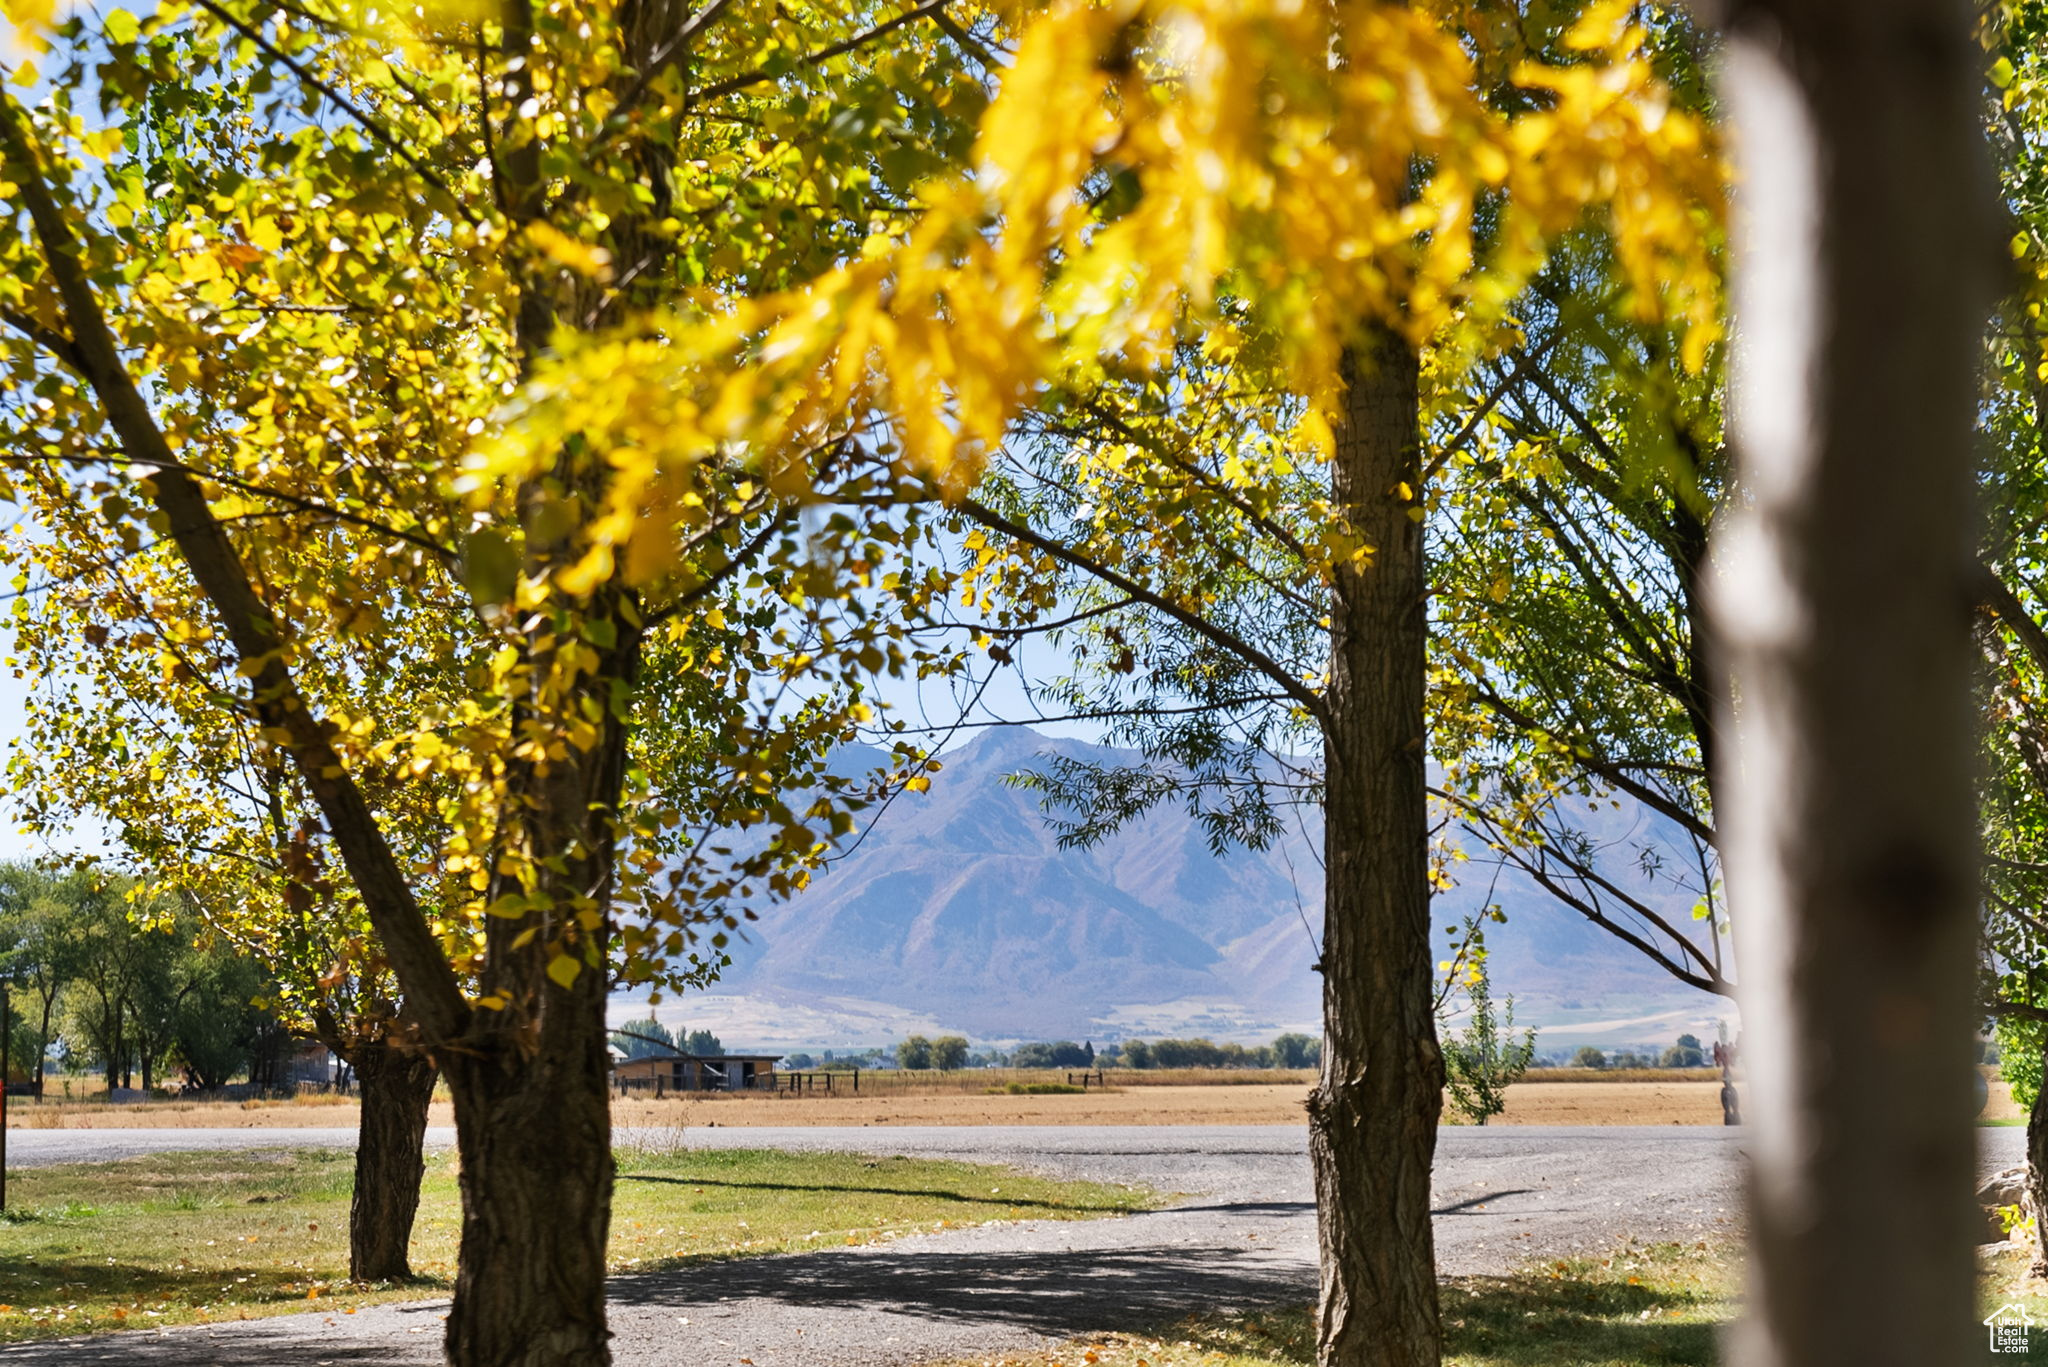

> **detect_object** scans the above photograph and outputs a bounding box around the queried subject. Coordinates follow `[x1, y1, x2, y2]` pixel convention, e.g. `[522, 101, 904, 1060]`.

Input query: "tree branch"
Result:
[190, 0, 477, 225]
[1464, 685, 1715, 845]
[691, 0, 956, 102]
[0, 90, 469, 1043]
[1980, 560, 2048, 680]
[954, 497, 1327, 721]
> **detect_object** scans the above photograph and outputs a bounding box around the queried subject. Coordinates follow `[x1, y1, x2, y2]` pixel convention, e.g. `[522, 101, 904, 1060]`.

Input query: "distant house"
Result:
[613, 1051, 782, 1094]
[289, 1042, 341, 1087]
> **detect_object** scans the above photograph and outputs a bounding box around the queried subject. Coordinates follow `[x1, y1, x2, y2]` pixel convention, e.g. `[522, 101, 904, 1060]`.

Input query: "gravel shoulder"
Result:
[4, 1125, 2007, 1366]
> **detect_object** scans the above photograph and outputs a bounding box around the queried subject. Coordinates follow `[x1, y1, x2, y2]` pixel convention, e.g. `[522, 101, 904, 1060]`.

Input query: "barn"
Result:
[612, 1051, 781, 1094]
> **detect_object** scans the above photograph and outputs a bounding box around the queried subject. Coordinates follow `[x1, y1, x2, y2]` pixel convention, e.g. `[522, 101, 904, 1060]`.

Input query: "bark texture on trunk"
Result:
[438, 606, 633, 1367]
[1310, 326, 1443, 1367]
[442, 989, 614, 1367]
[1714, 2, 1995, 1363]
[348, 1039, 437, 1283]
[2027, 1038, 2048, 1276]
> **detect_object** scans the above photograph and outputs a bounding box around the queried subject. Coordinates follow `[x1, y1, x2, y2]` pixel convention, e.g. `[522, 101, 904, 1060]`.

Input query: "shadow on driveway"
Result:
[0, 1237, 1314, 1366]
[611, 1239, 1314, 1336]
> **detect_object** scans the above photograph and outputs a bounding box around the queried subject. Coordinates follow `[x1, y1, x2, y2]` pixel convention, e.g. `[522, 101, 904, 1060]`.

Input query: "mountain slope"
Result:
[681, 726, 1732, 1047]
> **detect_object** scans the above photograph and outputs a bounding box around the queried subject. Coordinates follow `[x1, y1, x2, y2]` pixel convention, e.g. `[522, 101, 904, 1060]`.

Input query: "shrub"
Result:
[996, 1082, 1086, 1095]
[1438, 931, 1536, 1125]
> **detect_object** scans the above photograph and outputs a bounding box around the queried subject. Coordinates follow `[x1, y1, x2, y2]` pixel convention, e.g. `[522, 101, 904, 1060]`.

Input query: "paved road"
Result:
[0, 1125, 2016, 1365]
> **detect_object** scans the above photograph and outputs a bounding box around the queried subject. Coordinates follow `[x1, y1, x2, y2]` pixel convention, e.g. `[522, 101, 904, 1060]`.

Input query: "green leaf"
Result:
[461, 529, 519, 608]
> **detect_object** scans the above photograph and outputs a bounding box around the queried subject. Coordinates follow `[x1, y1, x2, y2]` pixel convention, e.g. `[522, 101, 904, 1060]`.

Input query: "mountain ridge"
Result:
[637, 726, 1734, 1050]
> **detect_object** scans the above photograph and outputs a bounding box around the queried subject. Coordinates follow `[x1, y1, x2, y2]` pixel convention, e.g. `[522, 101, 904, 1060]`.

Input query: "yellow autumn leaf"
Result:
[525, 222, 613, 280]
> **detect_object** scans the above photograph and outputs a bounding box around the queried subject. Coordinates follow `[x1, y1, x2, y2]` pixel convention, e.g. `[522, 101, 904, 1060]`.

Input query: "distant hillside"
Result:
[650, 726, 1734, 1051]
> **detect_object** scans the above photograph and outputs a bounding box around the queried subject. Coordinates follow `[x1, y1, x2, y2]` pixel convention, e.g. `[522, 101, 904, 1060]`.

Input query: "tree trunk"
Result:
[1310, 325, 1443, 1367]
[1713, 2, 1995, 1363]
[34, 994, 53, 1091]
[441, 986, 614, 1367]
[2029, 1039, 2048, 1275]
[348, 1039, 438, 1282]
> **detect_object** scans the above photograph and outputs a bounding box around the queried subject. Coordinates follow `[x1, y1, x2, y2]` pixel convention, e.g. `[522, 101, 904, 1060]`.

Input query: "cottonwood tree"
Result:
[10, 512, 478, 1278]
[5, 436, 794, 1277]
[550, 6, 1716, 1364]
[0, 3, 983, 1361]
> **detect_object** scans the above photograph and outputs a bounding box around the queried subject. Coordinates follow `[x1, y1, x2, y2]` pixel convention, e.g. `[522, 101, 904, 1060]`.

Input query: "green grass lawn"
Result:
[938, 1241, 1739, 1367]
[0, 1146, 1150, 1343]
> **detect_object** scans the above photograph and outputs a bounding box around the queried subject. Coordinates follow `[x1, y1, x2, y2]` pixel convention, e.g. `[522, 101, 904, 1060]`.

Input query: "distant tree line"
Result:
[0, 863, 294, 1092]
[608, 1016, 723, 1059]
[1112, 1034, 1322, 1070]
[1567, 1034, 1709, 1070]
[772, 1033, 1326, 1072]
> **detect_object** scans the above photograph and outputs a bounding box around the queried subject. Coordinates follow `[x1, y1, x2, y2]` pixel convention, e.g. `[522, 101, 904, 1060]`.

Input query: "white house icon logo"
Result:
[1987, 1302, 2035, 1353]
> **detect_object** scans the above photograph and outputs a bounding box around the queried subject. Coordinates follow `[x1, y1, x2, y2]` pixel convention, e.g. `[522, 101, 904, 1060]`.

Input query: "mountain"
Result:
[624, 727, 1736, 1051]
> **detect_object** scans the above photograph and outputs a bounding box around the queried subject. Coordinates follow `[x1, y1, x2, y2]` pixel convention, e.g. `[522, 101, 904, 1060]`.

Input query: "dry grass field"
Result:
[7, 1069, 2017, 1129]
